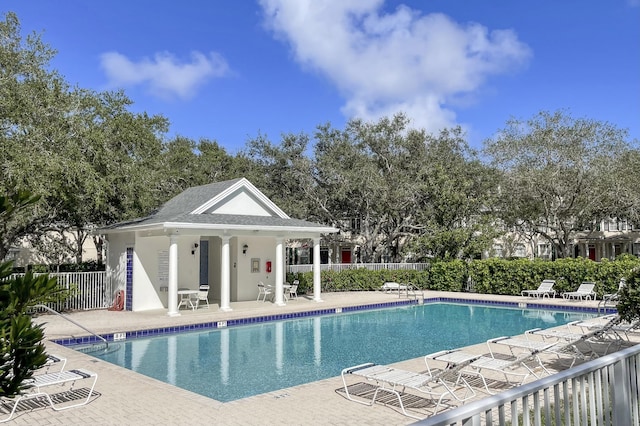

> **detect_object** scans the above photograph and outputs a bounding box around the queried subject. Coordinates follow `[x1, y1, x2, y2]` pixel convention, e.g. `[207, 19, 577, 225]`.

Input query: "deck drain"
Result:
[273, 393, 290, 399]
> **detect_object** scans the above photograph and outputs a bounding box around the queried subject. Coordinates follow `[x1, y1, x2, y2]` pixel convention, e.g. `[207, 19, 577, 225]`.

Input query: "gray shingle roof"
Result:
[103, 178, 336, 233]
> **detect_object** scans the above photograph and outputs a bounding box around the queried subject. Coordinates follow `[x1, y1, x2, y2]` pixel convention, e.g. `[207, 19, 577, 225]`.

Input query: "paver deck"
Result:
[9, 291, 623, 425]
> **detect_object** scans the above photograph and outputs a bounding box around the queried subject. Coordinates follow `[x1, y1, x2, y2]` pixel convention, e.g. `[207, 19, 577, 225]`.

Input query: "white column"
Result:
[313, 237, 323, 302]
[274, 237, 285, 306]
[220, 236, 232, 311]
[167, 234, 180, 317]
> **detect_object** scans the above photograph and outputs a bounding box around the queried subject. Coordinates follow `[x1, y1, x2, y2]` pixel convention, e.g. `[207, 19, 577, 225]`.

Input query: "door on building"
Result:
[341, 249, 352, 264]
[320, 248, 329, 264]
[588, 245, 596, 261]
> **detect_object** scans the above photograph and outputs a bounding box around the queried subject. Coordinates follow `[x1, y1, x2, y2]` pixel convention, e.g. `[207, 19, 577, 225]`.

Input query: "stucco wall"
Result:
[106, 233, 133, 295]
[132, 235, 202, 311]
[235, 237, 281, 301]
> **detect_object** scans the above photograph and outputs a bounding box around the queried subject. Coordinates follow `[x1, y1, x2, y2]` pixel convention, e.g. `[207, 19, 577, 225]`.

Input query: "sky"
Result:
[4, 0, 640, 153]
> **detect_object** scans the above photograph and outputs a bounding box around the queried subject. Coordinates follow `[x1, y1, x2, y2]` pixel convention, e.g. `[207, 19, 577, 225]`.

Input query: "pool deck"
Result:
[10, 291, 627, 425]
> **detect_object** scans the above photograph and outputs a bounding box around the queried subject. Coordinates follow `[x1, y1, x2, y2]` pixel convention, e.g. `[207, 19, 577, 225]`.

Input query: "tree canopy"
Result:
[484, 110, 637, 259]
[2, 11, 640, 266]
[244, 114, 500, 262]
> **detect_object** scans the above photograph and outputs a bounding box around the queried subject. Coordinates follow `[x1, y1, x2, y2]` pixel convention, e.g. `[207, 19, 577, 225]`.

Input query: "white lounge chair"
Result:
[487, 335, 580, 370]
[570, 314, 640, 342]
[526, 317, 622, 359]
[341, 362, 476, 419]
[599, 278, 625, 311]
[0, 368, 98, 423]
[521, 280, 556, 298]
[380, 282, 407, 293]
[256, 282, 272, 302]
[425, 349, 543, 395]
[562, 282, 597, 301]
[40, 354, 67, 374]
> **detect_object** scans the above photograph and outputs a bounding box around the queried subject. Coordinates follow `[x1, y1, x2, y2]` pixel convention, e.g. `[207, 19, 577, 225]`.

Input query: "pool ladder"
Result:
[400, 284, 424, 303]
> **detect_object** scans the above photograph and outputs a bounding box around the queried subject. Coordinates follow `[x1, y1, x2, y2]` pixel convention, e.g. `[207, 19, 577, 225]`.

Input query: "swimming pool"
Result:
[80, 302, 596, 402]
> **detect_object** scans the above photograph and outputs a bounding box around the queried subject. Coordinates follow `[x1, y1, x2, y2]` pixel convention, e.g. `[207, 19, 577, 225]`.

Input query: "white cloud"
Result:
[259, 0, 531, 133]
[99, 51, 229, 100]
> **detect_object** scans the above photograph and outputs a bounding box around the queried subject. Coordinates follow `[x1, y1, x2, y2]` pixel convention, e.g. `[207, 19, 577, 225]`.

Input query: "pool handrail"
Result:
[34, 304, 108, 348]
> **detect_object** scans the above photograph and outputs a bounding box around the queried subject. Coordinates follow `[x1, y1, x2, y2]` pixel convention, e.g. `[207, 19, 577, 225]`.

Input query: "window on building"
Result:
[538, 244, 552, 259]
[493, 244, 504, 258]
[350, 217, 361, 233]
[514, 243, 526, 258]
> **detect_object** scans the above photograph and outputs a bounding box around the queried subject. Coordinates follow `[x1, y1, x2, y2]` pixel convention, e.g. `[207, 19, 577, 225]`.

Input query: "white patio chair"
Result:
[288, 283, 298, 300]
[257, 282, 272, 302]
[562, 282, 597, 301]
[197, 284, 210, 309]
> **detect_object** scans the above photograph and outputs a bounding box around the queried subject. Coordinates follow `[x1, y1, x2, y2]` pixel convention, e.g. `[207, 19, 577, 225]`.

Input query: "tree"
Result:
[409, 128, 500, 260]
[484, 110, 635, 258]
[0, 12, 66, 260]
[617, 267, 640, 324]
[0, 12, 171, 263]
[0, 191, 65, 398]
[243, 132, 316, 220]
[243, 114, 500, 263]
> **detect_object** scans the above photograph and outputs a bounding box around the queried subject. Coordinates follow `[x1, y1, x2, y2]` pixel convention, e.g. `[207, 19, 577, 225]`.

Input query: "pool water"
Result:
[86, 303, 595, 402]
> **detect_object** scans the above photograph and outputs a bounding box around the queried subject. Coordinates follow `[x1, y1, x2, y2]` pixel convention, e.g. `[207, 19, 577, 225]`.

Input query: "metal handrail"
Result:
[34, 304, 108, 348]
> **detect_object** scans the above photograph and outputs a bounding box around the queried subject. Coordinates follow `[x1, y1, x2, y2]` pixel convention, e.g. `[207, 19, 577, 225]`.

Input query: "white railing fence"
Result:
[9, 271, 112, 311]
[415, 343, 640, 426]
[287, 262, 430, 274]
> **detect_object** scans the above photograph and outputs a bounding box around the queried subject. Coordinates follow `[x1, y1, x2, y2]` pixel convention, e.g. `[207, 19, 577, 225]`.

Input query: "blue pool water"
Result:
[85, 303, 595, 402]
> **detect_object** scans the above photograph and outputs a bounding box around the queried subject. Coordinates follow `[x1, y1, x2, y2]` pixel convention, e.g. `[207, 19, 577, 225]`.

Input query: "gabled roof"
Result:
[102, 178, 338, 236]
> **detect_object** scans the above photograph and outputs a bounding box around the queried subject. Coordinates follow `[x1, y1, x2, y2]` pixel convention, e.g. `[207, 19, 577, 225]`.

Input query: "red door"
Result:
[341, 249, 352, 264]
[588, 245, 596, 261]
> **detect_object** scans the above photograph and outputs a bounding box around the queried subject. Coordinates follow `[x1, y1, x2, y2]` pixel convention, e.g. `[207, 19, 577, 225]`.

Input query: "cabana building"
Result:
[101, 178, 338, 315]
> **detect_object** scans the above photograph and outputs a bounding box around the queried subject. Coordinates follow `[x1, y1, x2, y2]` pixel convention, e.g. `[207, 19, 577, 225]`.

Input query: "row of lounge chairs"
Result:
[340, 314, 635, 420]
[0, 354, 98, 423]
[521, 279, 623, 301]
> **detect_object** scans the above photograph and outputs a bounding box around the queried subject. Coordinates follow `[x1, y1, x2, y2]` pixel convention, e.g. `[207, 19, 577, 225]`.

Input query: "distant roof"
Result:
[102, 178, 338, 236]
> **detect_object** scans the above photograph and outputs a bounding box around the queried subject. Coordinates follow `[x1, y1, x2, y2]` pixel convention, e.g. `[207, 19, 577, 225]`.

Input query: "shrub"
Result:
[616, 267, 640, 323]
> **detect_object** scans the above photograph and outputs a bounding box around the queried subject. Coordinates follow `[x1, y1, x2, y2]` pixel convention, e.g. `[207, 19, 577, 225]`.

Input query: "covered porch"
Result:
[102, 178, 338, 315]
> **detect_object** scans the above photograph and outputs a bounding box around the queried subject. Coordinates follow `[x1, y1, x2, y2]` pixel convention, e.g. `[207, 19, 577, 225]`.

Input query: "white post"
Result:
[220, 236, 232, 311]
[274, 237, 285, 306]
[313, 237, 323, 302]
[167, 234, 180, 317]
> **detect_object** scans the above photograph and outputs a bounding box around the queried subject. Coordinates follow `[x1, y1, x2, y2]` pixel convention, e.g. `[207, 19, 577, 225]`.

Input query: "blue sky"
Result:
[5, 0, 640, 153]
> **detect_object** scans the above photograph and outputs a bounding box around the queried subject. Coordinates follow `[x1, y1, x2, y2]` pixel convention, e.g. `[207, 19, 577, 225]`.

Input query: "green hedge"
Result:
[287, 256, 640, 297]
